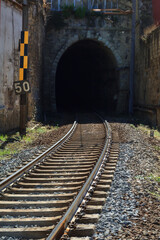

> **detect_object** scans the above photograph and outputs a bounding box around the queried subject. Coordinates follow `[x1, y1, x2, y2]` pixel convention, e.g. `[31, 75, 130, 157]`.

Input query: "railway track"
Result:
[0, 113, 119, 240]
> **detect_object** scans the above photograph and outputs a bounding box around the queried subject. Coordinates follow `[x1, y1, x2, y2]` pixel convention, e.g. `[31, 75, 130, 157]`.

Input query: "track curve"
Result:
[0, 113, 110, 240]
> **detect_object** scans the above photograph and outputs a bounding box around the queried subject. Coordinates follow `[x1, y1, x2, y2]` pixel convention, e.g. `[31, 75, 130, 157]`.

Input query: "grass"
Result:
[146, 174, 160, 199]
[146, 174, 160, 183]
[135, 175, 144, 180]
[0, 121, 59, 161]
[154, 130, 160, 139]
[54, 124, 59, 130]
[148, 190, 160, 199]
[135, 174, 160, 183]
[154, 146, 160, 151]
[136, 174, 160, 199]
[0, 148, 18, 158]
[22, 125, 57, 143]
[138, 124, 160, 139]
[0, 134, 8, 142]
[22, 135, 33, 144]
[36, 127, 48, 134]
[130, 124, 136, 129]
[130, 123, 160, 140]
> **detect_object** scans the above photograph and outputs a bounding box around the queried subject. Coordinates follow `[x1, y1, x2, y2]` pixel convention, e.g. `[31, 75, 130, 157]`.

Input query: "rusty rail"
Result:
[0, 121, 77, 192]
[46, 118, 111, 240]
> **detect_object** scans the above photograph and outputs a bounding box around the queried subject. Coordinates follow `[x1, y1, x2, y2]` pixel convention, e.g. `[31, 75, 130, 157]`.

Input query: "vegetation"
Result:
[148, 190, 160, 199]
[54, 124, 59, 130]
[36, 127, 48, 134]
[74, 7, 86, 19]
[0, 148, 18, 158]
[154, 130, 160, 139]
[130, 123, 160, 140]
[130, 124, 136, 129]
[46, 5, 106, 31]
[136, 174, 160, 184]
[0, 135, 8, 142]
[146, 174, 160, 183]
[62, 5, 74, 18]
[154, 145, 160, 151]
[135, 174, 160, 199]
[0, 122, 59, 161]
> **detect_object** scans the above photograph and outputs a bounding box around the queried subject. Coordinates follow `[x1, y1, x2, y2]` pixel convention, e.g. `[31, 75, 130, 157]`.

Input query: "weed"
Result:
[130, 124, 136, 129]
[145, 174, 160, 183]
[155, 177, 160, 183]
[154, 146, 160, 151]
[135, 175, 144, 180]
[23, 136, 32, 144]
[137, 124, 160, 140]
[54, 124, 59, 130]
[0, 149, 18, 158]
[148, 190, 160, 199]
[36, 127, 47, 134]
[0, 135, 8, 142]
[62, 5, 74, 18]
[154, 130, 160, 139]
[138, 124, 150, 133]
[74, 7, 86, 19]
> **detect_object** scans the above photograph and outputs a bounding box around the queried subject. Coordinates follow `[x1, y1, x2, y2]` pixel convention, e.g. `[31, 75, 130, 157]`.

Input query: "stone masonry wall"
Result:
[135, 26, 160, 127]
[43, 12, 132, 117]
[27, 0, 45, 121]
[139, 0, 153, 33]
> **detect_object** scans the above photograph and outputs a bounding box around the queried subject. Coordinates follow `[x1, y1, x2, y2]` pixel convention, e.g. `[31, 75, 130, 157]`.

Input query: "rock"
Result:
[94, 121, 160, 239]
[104, 229, 110, 235]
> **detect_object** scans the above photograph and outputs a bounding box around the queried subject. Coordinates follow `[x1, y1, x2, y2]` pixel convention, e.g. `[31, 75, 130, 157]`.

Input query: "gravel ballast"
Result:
[0, 120, 159, 240]
[94, 143, 138, 239]
[0, 147, 45, 180]
[0, 120, 72, 180]
[94, 122, 160, 240]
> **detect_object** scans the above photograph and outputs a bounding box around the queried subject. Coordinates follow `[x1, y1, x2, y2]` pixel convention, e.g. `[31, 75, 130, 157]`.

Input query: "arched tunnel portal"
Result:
[56, 39, 119, 113]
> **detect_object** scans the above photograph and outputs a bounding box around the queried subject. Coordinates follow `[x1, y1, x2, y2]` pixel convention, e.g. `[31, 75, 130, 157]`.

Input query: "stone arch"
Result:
[50, 35, 123, 112]
[43, 28, 130, 115]
[52, 35, 122, 77]
[55, 37, 121, 112]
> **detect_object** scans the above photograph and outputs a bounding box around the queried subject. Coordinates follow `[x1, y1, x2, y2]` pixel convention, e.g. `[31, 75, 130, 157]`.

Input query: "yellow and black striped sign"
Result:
[14, 31, 31, 95]
[19, 31, 28, 81]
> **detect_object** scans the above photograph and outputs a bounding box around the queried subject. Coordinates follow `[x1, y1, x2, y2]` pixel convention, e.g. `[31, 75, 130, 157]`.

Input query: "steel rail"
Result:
[46, 118, 111, 240]
[0, 121, 77, 192]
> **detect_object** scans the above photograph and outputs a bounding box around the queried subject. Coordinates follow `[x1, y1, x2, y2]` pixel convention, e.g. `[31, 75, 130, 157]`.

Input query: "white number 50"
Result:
[14, 81, 31, 94]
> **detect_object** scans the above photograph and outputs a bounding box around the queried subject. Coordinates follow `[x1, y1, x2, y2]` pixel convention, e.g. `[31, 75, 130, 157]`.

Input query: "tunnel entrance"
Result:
[56, 39, 118, 113]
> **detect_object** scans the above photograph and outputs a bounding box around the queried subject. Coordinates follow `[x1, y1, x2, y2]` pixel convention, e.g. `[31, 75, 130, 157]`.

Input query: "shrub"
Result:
[74, 7, 86, 19]
[62, 5, 74, 18]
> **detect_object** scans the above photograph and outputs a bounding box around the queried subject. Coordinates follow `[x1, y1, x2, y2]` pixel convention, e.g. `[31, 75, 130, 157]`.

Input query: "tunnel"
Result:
[55, 39, 119, 113]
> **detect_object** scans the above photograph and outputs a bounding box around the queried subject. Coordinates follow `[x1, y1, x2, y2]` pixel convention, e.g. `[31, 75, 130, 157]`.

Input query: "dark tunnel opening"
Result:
[56, 39, 119, 113]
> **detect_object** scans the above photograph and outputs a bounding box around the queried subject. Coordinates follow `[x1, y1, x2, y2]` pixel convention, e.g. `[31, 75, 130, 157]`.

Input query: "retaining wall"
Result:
[135, 26, 160, 127]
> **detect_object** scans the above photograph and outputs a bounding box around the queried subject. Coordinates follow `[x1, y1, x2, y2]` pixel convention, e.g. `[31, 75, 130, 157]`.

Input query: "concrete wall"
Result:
[135, 26, 160, 127]
[43, 11, 132, 116]
[0, 0, 48, 133]
[0, 0, 22, 133]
